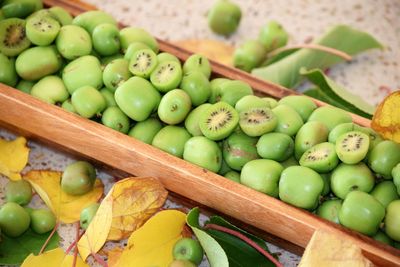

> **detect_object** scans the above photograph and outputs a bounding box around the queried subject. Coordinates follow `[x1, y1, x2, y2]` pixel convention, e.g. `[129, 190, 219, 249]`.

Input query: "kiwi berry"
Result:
[2, 1, 36, 18]
[294, 121, 329, 160]
[328, 122, 361, 144]
[299, 142, 339, 173]
[0, 18, 30, 56]
[199, 101, 239, 141]
[239, 107, 277, 137]
[48, 6, 73, 26]
[185, 103, 212, 136]
[272, 104, 303, 136]
[128, 48, 157, 78]
[335, 131, 369, 164]
[308, 106, 352, 131]
[150, 60, 182, 93]
[26, 15, 60, 46]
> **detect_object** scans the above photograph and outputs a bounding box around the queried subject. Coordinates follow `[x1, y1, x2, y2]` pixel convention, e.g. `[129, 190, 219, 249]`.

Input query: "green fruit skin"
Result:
[358, 126, 383, 152]
[263, 97, 278, 109]
[30, 75, 69, 104]
[224, 171, 240, 183]
[278, 96, 317, 122]
[368, 140, 400, 179]
[72, 10, 117, 34]
[56, 25, 92, 60]
[280, 156, 299, 169]
[393, 163, 400, 195]
[0, 53, 17, 86]
[258, 21, 289, 52]
[299, 142, 339, 173]
[257, 132, 293, 161]
[182, 54, 211, 79]
[101, 106, 130, 134]
[207, 0, 241, 36]
[124, 42, 150, 60]
[279, 166, 323, 210]
[63, 55, 103, 94]
[385, 200, 400, 241]
[294, 121, 328, 160]
[5, 179, 32, 205]
[158, 89, 192, 125]
[233, 40, 266, 72]
[101, 53, 123, 67]
[180, 71, 211, 106]
[307, 106, 352, 132]
[26, 15, 60, 46]
[128, 48, 158, 78]
[219, 158, 233, 175]
[80, 203, 100, 230]
[330, 162, 375, 199]
[30, 209, 56, 234]
[372, 230, 394, 246]
[0, 202, 30, 237]
[173, 238, 204, 265]
[235, 95, 274, 113]
[157, 52, 180, 64]
[208, 78, 230, 104]
[316, 199, 342, 224]
[61, 99, 76, 113]
[150, 61, 183, 93]
[152, 126, 191, 158]
[115, 76, 161, 121]
[328, 123, 362, 144]
[128, 117, 163, 145]
[92, 23, 120, 56]
[100, 88, 117, 107]
[48, 6, 73, 26]
[370, 181, 399, 208]
[119, 27, 159, 53]
[218, 80, 253, 107]
[2, 1, 36, 18]
[240, 159, 283, 197]
[71, 86, 106, 118]
[16, 80, 35, 94]
[102, 58, 132, 92]
[223, 132, 259, 171]
[16, 45, 62, 81]
[61, 161, 96, 196]
[169, 260, 196, 267]
[320, 173, 331, 196]
[273, 104, 304, 136]
[183, 136, 222, 173]
[184, 103, 212, 136]
[338, 191, 385, 236]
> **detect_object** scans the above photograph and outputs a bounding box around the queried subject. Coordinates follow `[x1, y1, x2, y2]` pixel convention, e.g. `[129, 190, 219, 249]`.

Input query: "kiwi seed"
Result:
[335, 131, 369, 164]
[0, 18, 31, 56]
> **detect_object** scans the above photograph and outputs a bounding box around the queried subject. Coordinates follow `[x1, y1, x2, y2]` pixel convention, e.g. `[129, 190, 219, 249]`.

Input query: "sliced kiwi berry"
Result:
[299, 142, 339, 173]
[0, 18, 30, 56]
[199, 101, 239, 141]
[2, 1, 36, 19]
[26, 15, 60, 46]
[128, 48, 157, 78]
[335, 131, 369, 164]
[239, 107, 277, 137]
[150, 60, 182, 92]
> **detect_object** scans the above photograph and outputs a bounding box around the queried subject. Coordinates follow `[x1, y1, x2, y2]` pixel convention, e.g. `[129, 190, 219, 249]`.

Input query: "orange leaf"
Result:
[0, 136, 29, 180]
[24, 170, 104, 223]
[372, 91, 400, 143]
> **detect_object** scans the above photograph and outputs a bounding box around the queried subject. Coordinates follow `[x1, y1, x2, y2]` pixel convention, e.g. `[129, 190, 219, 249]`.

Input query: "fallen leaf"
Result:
[175, 39, 234, 65]
[24, 170, 104, 223]
[21, 248, 88, 267]
[371, 91, 400, 143]
[0, 136, 29, 180]
[107, 247, 124, 267]
[113, 209, 186, 267]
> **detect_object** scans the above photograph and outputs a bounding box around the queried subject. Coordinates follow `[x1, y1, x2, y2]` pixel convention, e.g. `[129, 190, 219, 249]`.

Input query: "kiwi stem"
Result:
[92, 252, 108, 267]
[269, 44, 352, 61]
[39, 221, 60, 255]
[204, 223, 284, 267]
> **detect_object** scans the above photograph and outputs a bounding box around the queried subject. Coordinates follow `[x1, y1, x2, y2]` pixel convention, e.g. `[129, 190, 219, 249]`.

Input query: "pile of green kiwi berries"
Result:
[0, 0, 399, 250]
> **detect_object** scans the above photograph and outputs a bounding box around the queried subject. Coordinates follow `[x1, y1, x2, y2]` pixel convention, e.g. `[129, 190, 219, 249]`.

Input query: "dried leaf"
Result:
[175, 39, 234, 65]
[107, 247, 124, 267]
[24, 170, 104, 223]
[113, 210, 187, 267]
[21, 248, 88, 267]
[0, 136, 29, 180]
[371, 91, 400, 143]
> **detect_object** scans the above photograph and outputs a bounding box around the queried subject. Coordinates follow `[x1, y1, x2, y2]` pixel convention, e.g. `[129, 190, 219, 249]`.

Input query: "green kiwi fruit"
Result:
[128, 48, 158, 78]
[99, 88, 117, 107]
[72, 10, 117, 34]
[124, 42, 150, 60]
[218, 80, 253, 106]
[358, 126, 383, 151]
[307, 106, 352, 131]
[26, 15, 60, 46]
[239, 107, 277, 137]
[150, 60, 183, 93]
[0, 52, 17, 86]
[102, 58, 131, 93]
[272, 104, 303, 136]
[15, 79, 34, 93]
[182, 53, 211, 78]
[256, 132, 294, 161]
[185, 103, 212, 136]
[224, 171, 240, 183]
[299, 142, 339, 173]
[2, 1, 36, 18]
[235, 95, 274, 113]
[119, 27, 159, 53]
[157, 52, 180, 64]
[0, 18, 30, 56]
[335, 131, 369, 164]
[128, 117, 163, 145]
[328, 122, 361, 144]
[294, 121, 329, 160]
[199, 101, 239, 141]
[61, 98, 76, 113]
[262, 97, 278, 108]
[368, 140, 400, 179]
[101, 106, 130, 134]
[48, 6, 73, 26]
[278, 95, 317, 122]
[208, 77, 230, 103]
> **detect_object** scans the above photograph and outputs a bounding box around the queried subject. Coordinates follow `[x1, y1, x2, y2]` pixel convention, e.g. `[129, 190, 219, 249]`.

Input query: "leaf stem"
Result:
[72, 222, 80, 267]
[269, 44, 352, 61]
[92, 252, 108, 267]
[66, 229, 86, 254]
[204, 223, 283, 267]
[39, 221, 59, 255]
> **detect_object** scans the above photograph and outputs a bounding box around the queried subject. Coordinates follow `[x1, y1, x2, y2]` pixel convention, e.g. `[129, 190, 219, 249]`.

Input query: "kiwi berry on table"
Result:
[0, 0, 399, 250]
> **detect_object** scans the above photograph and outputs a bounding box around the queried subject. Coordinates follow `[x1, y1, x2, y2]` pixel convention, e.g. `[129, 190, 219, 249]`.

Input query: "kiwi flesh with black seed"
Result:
[150, 60, 182, 93]
[299, 142, 339, 173]
[26, 15, 60, 46]
[335, 131, 369, 164]
[0, 18, 30, 56]
[128, 48, 157, 78]
[199, 101, 239, 141]
[239, 107, 277, 137]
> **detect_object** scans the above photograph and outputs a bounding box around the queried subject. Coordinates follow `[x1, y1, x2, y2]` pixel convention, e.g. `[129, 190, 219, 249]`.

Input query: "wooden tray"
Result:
[0, 1, 399, 266]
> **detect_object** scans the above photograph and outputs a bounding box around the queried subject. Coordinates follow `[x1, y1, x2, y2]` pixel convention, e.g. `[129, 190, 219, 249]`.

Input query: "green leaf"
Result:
[0, 228, 60, 265]
[301, 68, 375, 118]
[251, 25, 383, 88]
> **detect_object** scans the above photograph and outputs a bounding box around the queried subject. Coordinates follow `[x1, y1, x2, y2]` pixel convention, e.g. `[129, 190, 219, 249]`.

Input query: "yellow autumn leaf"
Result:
[78, 177, 168, 261]
[113, 209, 187, 267]
[21, 248, 88, 267]
[0, 136, 29, 180]
[372, 91, 400, 143]
[175, 39, 234, 65]
[24, 170, 104, 223]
